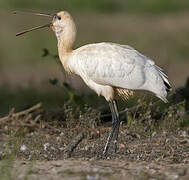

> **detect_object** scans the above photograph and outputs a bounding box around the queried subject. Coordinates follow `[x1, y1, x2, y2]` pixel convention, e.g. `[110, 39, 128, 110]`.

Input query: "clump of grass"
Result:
[79, 105, 101, 129]
[63, 104, 101, 140]
[125, 98, 188, 134]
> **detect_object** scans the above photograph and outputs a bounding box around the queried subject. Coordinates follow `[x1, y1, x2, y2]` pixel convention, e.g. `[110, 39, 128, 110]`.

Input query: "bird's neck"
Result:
[57, 40, 73, 73]
[56, 18, 77, 73]
[57, 20, 76, 59]
[58, 40, 73, 58]
[57, 32, 76, 73]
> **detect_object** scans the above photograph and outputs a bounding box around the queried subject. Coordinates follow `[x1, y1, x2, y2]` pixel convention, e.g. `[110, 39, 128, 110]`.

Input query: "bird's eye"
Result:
[57, 16, 61, 20]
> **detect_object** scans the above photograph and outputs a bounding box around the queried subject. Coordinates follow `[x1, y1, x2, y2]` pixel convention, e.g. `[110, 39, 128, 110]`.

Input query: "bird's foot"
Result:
[113, 140, 118, 153]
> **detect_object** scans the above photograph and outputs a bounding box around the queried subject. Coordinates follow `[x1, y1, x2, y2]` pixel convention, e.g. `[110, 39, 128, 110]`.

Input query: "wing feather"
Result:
[73, 42, 150, 90]
[71, 42, 171, 100]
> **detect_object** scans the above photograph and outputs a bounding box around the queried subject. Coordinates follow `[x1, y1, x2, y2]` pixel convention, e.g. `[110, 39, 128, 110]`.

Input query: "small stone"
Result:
[86, 174, 99, 180]
[92, 168, 99, 173]
[85, 146, 89, 151]
[180, 131, 187, 137]
[152, 132, 157, 137]
[145, 166, 150, 169]
[56, 137, 61, 141]
[59, 147, 64, 151]
[60, 132, 64, 136]
[20, 145, 27, 152]
[0, 151, 6, 159]
[165, 138, 170, 143]
[43, 143, 50, 151]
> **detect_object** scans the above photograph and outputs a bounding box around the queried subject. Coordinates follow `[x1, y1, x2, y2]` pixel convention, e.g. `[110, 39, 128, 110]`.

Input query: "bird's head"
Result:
[51, 11, 73, 34]
[51, 11, 76, 43]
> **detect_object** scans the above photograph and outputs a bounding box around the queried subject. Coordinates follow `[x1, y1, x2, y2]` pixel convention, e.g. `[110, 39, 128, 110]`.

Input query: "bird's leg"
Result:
[103, 100, 119, 155]
[110, 100, 117, 124]
[112, 100, 121, 153]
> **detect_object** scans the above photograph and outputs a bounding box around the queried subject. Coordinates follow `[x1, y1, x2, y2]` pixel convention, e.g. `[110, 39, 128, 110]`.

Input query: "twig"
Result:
[100, 97, 172, 119]
[100, 104, 141, 118]
[101, 99, 184, 120]
[0, 103, 42, 123]
[64, 131, 86, 158]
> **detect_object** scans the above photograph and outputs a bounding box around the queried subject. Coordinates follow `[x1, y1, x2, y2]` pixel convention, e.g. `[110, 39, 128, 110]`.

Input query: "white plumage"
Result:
[67, 42, 170, 102]
[17, 10, 171, 155]
[50, 11, 171, 154]
[51, 11, 172, 154]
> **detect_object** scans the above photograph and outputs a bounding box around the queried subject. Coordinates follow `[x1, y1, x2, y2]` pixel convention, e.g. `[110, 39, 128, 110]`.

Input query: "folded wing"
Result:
[73, 42, 171, 101]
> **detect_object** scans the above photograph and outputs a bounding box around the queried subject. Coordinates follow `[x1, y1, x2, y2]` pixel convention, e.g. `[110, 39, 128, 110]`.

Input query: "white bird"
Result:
[16, 10, 171, 155]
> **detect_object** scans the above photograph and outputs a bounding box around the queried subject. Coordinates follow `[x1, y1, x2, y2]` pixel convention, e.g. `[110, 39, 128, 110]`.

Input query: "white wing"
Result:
[71, 42, 171, 101]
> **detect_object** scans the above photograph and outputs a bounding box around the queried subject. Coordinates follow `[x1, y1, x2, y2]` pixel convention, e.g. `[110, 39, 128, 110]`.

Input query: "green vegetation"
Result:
[1, 0, 189, 14]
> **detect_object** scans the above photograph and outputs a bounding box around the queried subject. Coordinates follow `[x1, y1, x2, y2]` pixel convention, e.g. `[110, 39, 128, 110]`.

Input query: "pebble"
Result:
[43, 143, 50, 151]
[152, 132, 157, 137]
[20, 145, 27, 152]
[86, 174, 99, 180]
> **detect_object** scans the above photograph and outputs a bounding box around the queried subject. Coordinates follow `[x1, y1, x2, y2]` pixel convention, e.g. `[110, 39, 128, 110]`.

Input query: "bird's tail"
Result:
[155, 65, 171, 103]
[155, 65, 171, 92]
[156, 95, 168, 103]
[143, 64, 171, 103]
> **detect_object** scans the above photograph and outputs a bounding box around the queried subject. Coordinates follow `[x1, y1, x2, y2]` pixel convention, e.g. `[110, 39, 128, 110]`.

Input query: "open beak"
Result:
[14, 10, 53, 18]
[16, 23, 52, 36]
[14, 10, 54, 36]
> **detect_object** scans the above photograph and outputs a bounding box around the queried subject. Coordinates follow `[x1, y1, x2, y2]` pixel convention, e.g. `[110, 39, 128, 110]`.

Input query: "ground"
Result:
[12, 159, 189, 180]
[0, 100, 188, 180]
[1, 127, 189, 180]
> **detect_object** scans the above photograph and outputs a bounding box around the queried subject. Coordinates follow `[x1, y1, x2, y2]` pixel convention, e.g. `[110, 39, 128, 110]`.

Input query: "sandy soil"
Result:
[14, 159, 189, 180]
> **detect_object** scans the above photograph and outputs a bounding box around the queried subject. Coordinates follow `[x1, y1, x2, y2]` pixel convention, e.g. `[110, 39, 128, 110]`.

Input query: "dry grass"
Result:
[0, 94, 188, 179]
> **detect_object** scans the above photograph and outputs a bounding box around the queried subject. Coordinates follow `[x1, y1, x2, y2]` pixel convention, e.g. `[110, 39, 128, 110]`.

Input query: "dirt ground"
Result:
[0, 101, 188, 180]
[8, 127, 189, 180]
[13, 159, 189, 180]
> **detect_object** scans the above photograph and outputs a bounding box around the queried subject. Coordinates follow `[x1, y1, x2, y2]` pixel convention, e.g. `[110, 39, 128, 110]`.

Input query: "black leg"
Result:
[112, 100, 121, 153]
[109, 100, 116, 124]
[103, 100, 120, 155]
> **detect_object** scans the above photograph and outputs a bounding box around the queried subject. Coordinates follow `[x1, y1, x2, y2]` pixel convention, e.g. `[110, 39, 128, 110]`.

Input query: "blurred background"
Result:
[0, 0, 189, 115]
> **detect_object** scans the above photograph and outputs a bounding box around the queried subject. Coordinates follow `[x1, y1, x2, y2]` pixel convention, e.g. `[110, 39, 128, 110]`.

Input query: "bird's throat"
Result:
[58, 40, 73, 57]
[57, 40, 73, 73]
